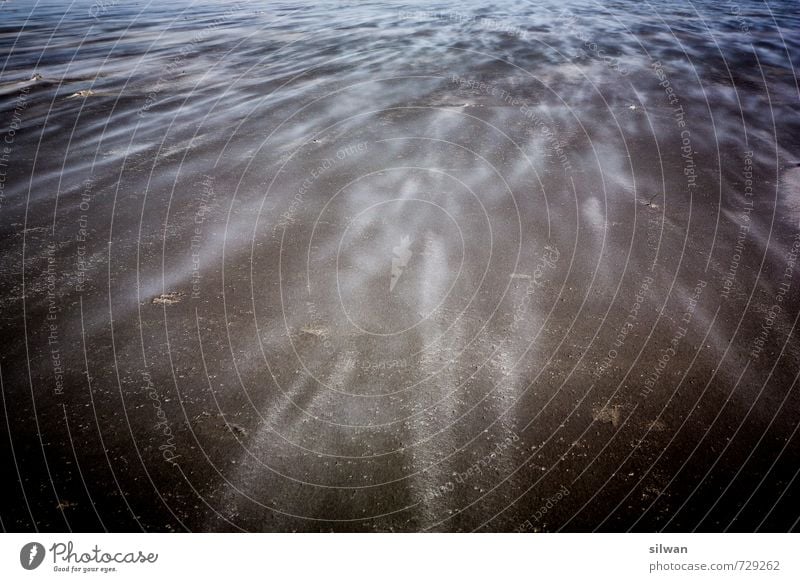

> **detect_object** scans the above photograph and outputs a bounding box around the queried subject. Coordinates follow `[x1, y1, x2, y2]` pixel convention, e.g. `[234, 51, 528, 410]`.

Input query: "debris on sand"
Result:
[0, 76, 39, 97]
[225, 423, 248, 436]
[592, 404, 623, 428]
[191, 411, 213, 425]
[300, 324, 328, 337]
[152, 292, 184, 305]
[68, 89, 96, 98]
[642, 484, 663, 500]
[642, 192, 662, 207]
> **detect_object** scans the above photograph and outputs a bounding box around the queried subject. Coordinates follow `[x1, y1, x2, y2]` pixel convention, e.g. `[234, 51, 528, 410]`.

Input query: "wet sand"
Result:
[1, 0, 800, 532]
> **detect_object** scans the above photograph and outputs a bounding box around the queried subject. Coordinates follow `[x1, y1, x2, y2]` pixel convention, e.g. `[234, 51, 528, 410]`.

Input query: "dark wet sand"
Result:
[1, 0, 800, 532]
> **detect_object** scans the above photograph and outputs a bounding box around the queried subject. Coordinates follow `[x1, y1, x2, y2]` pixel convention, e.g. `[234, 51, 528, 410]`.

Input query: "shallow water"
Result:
[1, 0, 800, 532]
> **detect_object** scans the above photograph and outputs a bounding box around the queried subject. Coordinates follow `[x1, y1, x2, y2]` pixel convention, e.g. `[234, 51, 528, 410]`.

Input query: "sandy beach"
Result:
[1, 0, 799, 532]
